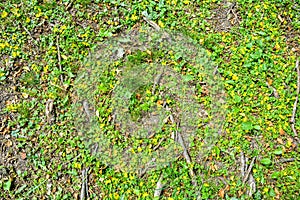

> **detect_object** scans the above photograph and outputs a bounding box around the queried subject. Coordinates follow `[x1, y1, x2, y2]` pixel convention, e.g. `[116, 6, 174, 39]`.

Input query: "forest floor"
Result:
[0, 0, 299, 199]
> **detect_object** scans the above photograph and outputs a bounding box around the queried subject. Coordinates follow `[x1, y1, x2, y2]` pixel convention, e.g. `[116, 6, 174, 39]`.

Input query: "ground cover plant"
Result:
[0, 0, 299, 199]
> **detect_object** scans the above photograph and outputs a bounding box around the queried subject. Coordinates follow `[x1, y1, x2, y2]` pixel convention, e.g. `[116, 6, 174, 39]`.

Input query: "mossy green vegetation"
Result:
[0, 0, 299, 199]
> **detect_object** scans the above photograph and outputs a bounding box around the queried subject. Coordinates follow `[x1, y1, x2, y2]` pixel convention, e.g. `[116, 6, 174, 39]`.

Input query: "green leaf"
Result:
[271, 171, 280, 179]
[261, 158, 272, 166]
[225, 80, 235, 84]
[273, 149, 283, 155]
[257, 31, 266, 36]
[244, 63, 252, 68]
[242, 121, 253, 131]
[234, 95, 241, 103]
[15, 184, 27, 194]
[246, 42, 253, 48]
[3, 179, 12, 191]
[182, 74, 194, 82]
[269, 188, 276, 197]
[0, 76, 6, 81]
[250, 50, 262, 59]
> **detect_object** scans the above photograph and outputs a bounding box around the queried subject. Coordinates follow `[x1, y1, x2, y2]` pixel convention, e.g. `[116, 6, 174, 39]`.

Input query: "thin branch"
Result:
[168, 112, 192, 164]
[290, 59, 299, 141]
[92, 143, 99, 155]
[56, 35, 64, 84]
[25, 179, 48, 197]
[142, 14, 171, 41]
[50, 81, 67, 91]
[16, 21, 38, 55]
[142, 16, 161, 31]
[247, 174, 256, 197]
[65, 0, 74, 10]
[84, 168, 89, 199]
[61, 153, 81, 168]
[154, 173, 164, 198]
[243, 156, 256, 184]
[241, 153, 256, 197]
[245, 156, 248, 171]
[152, 69, 164, 95]
[45, 99, 54, 124]
[22, 25, 38, 47]
[227, 2, 239, 24]
[175, 122, 192, 164]
[80, 168, 89, 200]
[138, 158, 157, 177]
[80, 169, 85, 200]
[83, 100, 91, 121]
[166, 105, 197, 186]
[240, 152, 246, 178]
[213, 65, 219, 75]
[266, 81, 280, 98]
[153, 138, 165, 151]
[275, 158, 296, 164]
[218, 176, 228, 185]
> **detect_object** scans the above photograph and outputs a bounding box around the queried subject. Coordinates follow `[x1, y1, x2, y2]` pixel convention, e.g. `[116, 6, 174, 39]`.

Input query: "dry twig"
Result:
[240, 153, 256, 197]
[166, 106, 197, 187]
[275, 158, 296, 164]
[226, 2, 239, 23]
[142, 14, 171, 41]
[213, 65, 219, 75]
[80, 168, 89, 200]
[142, 16, 161, 31]
[247, 174, 256, 197]
[153, 138, 165, 151]
[56, 35, 64, 84]
[16, 22, 38, 55]
[243, 156, 256, 184]
[138, 158, 157, 177]
[290, 59, 299, 141]
[83, 100, 91, 121]
[22, 25, 36, 43]
[45, 99, 54, 124]
[50, 81, 67, 91]
[266, 81, 280, 98]
[240, 152, 246, 177]
[152, 70, 164, 95]
[65, 0, 74, 10]
[154, 173, 164, 198]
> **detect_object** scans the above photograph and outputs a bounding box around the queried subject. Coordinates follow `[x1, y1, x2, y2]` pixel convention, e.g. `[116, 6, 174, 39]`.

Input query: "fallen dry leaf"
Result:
[20, 152, 26, 160]
[267, 78, 273, 86]
[6, 140, 13, 147]
[157, 100, 164, 106]
[279, 128, 285, 135]
[218, 188, 225, 198]
[277, 137, 284, 145]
